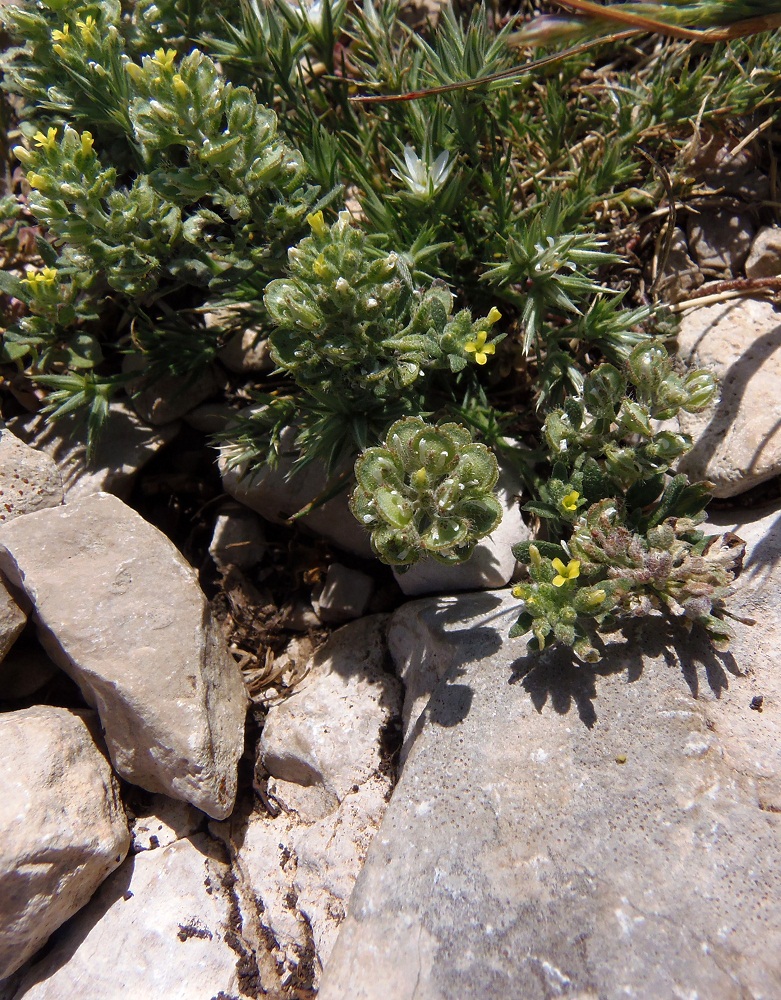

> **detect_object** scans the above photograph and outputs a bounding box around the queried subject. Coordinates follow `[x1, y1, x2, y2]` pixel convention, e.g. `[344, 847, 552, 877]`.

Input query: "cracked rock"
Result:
[12, 835, 264, 1000]
[0, 575, 26, 664]
[213, 616, 402, 989]
[0, 492, 247, 819]
[0, 707, 129, 980]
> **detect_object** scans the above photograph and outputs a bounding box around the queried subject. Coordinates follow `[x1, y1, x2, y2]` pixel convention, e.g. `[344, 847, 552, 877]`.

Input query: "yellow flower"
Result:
[80, 131, 94, 156]
[464, 329, 496, 366]
[51, 23, 70, 43]
[125, 62, 144, 84]
[34, 128, 58, 152]
[307, 211, 328, 238]
[561, 490, 580, 513]
[23, 267, 58, 290]
[551, 558, 580, 587]
[486, 306, 502, 325]
[76, 14, 98, 42]
[313, 253, 329, 278]
[172, 73, 188, 98]
[151, 48, 177, 72]
[26, 172, 47, 190]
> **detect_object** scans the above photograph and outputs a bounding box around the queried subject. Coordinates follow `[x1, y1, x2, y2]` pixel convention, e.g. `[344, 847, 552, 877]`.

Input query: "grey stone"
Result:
[209, 505, 267, 570]
[218, 329, 273, 374]
[8, 401, 179, 501]
[393, 463, 528, 596]
[673, 297, 781, 496]
[0, 428, 63, 523]
[746, 225, 781, 279]
[313, 563, 374, 623]
[220, 422, 373, 558]
[0, 707, 129, 980]
[260, 615, 400, 810]
[13, 834, 270, 999]
[211, 616, 401, 988]
[687, 207, 754, 275]
[0, 575, 26, 664]
[655, 226, 704, 303]
[0, 492, 247, 819]
[123, 354, 222, 425]
[319, 507, 781, 999]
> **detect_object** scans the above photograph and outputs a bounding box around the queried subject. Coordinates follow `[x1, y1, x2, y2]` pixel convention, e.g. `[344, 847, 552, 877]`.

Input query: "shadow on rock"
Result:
[508, 617, 743, 729]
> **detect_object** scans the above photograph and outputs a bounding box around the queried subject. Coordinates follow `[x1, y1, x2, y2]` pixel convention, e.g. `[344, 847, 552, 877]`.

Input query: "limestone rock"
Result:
[213, 616, 402, 988]
[0, 575, 26, 664]
[392, 464, 527, 596]
[0, 492, 247, 819]
[0, 428, 63, 523]
[260, 615, 399, 808]
[313, 563, 374, 623]
[12, 835, 269, 999]
[218, 329, 273, 374]
[319, 507, 781, 999]
[129, 794, 205, 853]
[8, 401, 178, 501]
[745, 225, 781, 279]
[0, 706, 129, 980]
[209, 505, 267, 571]
[123, 354, 222, 425]
[220, 423, 373, 558]
[687, 207, 754, 275]
[673, 297, 781, 496]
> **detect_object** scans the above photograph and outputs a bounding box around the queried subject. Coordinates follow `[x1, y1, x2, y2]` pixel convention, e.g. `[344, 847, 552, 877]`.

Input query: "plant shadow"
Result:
[507, 616, 743, 730]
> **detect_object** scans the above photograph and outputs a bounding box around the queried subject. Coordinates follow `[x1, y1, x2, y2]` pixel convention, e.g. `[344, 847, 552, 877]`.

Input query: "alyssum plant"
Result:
[0, 0, 754, 662]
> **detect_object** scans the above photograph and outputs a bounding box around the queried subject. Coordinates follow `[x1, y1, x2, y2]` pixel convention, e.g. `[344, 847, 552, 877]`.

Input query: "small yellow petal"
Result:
[551, 557, 567, 575]
[307, 211, 327, 238]
[486, 306, 502, 325]
[561, 490, 580, 512]
[80, 131, 94, 156]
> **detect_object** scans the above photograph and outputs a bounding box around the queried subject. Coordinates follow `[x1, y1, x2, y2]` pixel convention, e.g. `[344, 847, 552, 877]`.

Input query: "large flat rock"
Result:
[0, 707, 129, 980]
[0, 492, 247, 819]
[320, 509, 781, 999]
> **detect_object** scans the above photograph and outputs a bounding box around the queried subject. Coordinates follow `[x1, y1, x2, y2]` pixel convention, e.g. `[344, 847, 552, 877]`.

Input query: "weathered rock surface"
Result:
[0, 575, 26, 664]
[687, 206, 754, 275]
[393, 464, 528, 596]
[218, 329, 273, 373]
[8, 401, 178, 501]
[123, 355, 222, 425]
[0, 707, 129, 980]
[0, 428, 63, 523]
[220, 423, 373, 558]
[746, 225, 781, 279]
[313, 563, 374, 623]
[0, 492, 247, 819]
[129, 794, 205, 854]
[214, 616, 402, 988]
[674, 297, 781, 496]
[655, 226, 704, 303]
[209, 505, 267, 571]
[319, 508, 781, 999]
[12, 835, 269, 999]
